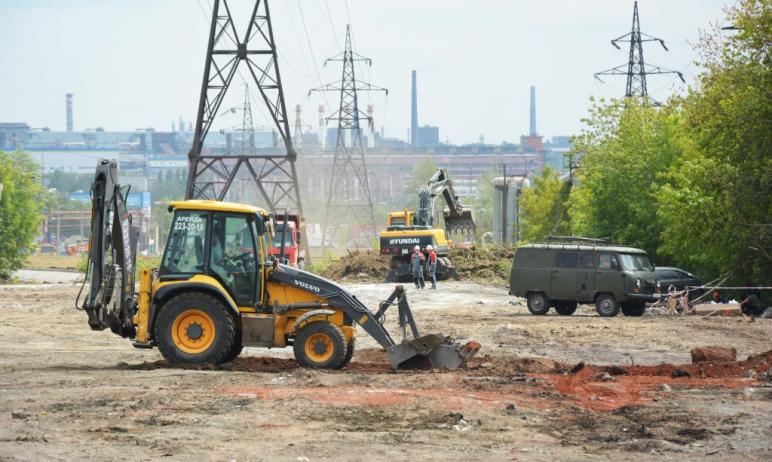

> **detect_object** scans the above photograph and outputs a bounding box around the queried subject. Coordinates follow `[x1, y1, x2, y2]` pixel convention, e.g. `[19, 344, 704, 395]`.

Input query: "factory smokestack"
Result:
[410, 70, 418, 147]
[367, 104, 375, 148]
[66, 93, 73, 132]
[318, 104, 326, 149]
[529, 85, 536, 137]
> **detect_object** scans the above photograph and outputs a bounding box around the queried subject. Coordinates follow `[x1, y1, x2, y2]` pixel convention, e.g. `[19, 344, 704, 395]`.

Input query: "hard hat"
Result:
[426, 244, 433, 250]
[414, 245, 420, 251]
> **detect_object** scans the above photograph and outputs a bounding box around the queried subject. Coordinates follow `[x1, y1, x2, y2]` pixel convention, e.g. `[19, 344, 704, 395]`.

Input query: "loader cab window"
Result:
[160, 211, 208, 274]
[210, 213, 258, 306]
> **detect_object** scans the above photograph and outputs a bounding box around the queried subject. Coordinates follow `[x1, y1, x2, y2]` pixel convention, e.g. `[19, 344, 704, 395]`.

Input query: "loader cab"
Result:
[159, 200, 269, 307]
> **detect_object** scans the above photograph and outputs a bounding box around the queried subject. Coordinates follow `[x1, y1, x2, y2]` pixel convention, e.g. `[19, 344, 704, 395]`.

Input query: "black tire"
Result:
[527, 292, 550, 315]
[621, 302, 646, 317]
[335, 337, 356, 370]
[293, 321, 347, 369]
[222, 329, 244, 363]
[595, 293, 620, 317]
[555, 302, 578, 316]
[154, 292, 236, 365]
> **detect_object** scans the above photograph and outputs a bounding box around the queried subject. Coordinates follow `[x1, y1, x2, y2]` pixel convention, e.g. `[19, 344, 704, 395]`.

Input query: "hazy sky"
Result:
[0, 0, 731, 144]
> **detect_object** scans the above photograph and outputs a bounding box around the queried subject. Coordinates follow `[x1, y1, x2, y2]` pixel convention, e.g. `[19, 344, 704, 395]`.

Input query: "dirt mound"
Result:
[321, 249, 390, 281]
[449, 246, 514, 285]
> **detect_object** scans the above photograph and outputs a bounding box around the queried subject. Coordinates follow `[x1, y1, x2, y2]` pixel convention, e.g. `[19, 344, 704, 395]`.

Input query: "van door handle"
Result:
[551, 270, 559, 273]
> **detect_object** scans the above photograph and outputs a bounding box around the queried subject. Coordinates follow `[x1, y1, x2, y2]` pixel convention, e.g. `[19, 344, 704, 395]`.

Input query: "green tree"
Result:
[0, 151, 44, 279]
[656, 0, 771, 282]
[568, 98, 682, 259]
[519, 166, 571, 242]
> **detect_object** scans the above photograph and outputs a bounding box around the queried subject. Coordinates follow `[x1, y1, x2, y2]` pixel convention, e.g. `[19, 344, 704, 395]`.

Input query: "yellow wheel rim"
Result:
[171, 309, 215, 354]
[304, 332, 334, 363]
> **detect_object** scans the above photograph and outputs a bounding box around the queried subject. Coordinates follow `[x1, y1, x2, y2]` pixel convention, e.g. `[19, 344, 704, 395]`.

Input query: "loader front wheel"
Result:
[155, 293, 235, 365]
[294, 322, 347, 369]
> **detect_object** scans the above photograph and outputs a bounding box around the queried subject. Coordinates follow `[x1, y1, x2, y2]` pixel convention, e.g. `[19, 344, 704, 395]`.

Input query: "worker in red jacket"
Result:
[425, 244, 438, 289]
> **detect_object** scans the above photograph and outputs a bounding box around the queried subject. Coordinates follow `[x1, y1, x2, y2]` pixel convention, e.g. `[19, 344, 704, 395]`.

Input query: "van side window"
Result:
[580, 253, 595, 269]
[598, 253, 619, 270]
[554, 252, 578, 268]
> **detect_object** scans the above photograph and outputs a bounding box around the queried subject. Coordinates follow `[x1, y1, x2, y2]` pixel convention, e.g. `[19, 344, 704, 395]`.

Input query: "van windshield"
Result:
[619, 253, 653, 271]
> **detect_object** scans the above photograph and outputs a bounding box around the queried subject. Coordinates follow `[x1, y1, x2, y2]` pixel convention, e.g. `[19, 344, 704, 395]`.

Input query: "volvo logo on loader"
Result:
[293, 279, 321, 293]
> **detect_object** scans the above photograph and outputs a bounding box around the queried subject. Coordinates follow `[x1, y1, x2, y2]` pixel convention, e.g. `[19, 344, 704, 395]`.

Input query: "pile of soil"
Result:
[449, 246, 514, 286]
[321, 249, 390, 281]
[320, 246, 515, 284]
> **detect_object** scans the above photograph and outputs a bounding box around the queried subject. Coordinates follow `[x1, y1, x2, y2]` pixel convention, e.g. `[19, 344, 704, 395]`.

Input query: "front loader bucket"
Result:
[386, 334, 480, 370]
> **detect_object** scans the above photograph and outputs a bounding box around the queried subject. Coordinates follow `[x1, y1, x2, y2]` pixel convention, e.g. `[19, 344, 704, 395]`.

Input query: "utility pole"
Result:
[309, 24, 387, 250]
[594, 1, 685, 104]
[293, 104, 303, 151]
[185, 0, 310, 261]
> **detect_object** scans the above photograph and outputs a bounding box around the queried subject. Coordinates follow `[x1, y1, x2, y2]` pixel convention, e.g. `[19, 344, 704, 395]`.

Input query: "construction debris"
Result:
[320, 246, 516, 285]
[691, 346, 737, 363]
[320, 250, 390, 281]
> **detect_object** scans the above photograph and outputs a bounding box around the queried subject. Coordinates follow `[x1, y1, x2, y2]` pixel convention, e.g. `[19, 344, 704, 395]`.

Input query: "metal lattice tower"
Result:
[185, 0, 310, 259]
[309, 25, 387, 249]
[594, 1, 684, 103]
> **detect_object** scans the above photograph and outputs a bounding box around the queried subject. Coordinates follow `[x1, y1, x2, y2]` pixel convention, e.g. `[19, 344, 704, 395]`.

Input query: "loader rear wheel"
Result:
[155, 293, 235, 365]
[294, 322, 347, 369]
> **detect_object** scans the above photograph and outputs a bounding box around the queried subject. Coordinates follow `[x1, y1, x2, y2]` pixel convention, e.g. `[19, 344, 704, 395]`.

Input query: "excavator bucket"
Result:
[386, 334, 480, 369]
[443, 208, 476, 235]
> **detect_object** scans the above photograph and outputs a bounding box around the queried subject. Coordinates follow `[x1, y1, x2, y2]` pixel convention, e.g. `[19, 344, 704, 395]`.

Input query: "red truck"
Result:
[268, 215, 304, 269]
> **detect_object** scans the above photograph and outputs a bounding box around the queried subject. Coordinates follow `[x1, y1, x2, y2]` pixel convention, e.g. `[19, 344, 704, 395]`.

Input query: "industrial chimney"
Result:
[410, 70, 418, 147]
[66, 93, 73, 132]
[529, 86, 537, 137]
[367, 104, 375, 148]
[318, 104, 326, 149]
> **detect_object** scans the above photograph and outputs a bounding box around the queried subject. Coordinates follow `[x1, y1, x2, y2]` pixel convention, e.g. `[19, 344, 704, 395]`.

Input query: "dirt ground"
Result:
[0, 280, 770, 461]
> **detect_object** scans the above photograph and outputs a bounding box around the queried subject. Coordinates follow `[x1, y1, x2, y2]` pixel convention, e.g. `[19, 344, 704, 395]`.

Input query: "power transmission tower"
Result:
[309, 25, 387, 249]
[185, 0, 310, 260]
[594, 1, 685, 104]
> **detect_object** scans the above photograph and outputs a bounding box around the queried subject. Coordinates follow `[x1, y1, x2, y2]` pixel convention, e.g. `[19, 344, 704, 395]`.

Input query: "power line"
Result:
[594, 1, 685, 105]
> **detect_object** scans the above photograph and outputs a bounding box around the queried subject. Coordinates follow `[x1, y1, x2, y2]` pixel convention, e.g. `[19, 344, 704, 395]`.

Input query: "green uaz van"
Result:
[509, 237, 659, 317]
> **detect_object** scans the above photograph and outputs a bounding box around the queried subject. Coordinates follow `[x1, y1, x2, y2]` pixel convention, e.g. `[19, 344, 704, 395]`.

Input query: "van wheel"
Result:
[595, 294, 620, 317]
[527, 293, 550, 315]
[621, 302, 646, 317]
[555, 302, 577, 316]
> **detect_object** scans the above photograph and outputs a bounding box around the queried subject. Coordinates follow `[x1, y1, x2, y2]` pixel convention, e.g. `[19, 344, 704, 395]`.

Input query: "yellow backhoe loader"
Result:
[77, 160, 478, 369]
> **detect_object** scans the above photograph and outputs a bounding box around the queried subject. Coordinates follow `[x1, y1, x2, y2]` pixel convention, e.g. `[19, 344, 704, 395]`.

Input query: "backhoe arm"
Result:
[80, 159, 139, 337]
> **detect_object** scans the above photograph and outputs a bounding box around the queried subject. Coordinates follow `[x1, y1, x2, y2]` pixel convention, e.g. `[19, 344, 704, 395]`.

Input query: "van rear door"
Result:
[550, 251, 578, 301]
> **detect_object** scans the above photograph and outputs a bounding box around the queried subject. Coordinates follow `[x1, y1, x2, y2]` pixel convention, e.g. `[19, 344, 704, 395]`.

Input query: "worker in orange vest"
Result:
[425, 244, 438, 289]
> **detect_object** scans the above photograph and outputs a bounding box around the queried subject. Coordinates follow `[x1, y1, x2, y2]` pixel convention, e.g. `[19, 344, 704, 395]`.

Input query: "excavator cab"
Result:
[80, 159, 479, 370]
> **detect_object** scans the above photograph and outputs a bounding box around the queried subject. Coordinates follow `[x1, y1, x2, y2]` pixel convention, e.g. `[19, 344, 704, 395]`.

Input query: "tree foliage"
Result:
[568, 99, 682, 260]
[0, 151, 44, 279]
[656, 0, 771, 282]
[560, 0, 770, 282]
[519, 166, 571, 242]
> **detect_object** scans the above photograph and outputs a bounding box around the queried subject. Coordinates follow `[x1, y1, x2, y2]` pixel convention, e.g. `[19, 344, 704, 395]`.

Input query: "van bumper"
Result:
[626, 293, 660, 303]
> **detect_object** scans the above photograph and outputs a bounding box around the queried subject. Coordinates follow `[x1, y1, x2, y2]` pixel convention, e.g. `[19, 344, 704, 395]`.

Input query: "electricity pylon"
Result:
[185, 0, 310, 260]
[309, 25, 387, 249]
[594, 1, 685, 104]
